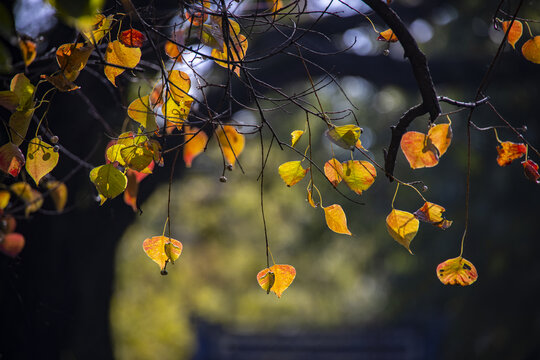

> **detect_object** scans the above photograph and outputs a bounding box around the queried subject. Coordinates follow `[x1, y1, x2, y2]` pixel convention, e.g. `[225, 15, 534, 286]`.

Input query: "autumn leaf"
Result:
[413, 202, 452, 229]
[278, 161, 308, 187]
[10, 73, 34, 110]
[163, 97, 192, 130]
[325, 124, 362, 150]
[341, 160, 376, 195]
[400, 122, 452, 169]
[81, 14, 114, 45]
[427, 122, 452, 157]
[127, 96, 158, 132]
[164, 29, 184, 59]
[0, 233, 25, 258]
[522, 159, 540, 184]
[106, 144, 127, 166]
[119, 29, 146, 48]
[9, 108, 34, 146]
[0, 91, 19, 112]
[216, 125, 245, 166]
[307, 188, 318, 208]
[386, 209, 419, 254]
[323, 204, 352, 235]
[183, 125, 208, 168]
[143, 235, 183, 271]
[56, 43, 93, 81]
[290, 130, 304, 147]
[19, 38, 37, 67]
[10, 182, 43, 216]
[437, 257, 478, 286]
[124, 170, 139, 212]
[45, 180, 68, 212]
[0, 142, 25, 177]
[26, 137, 59, 185]
[167, 70, 191, 104]
[0, 190, 10, 209]
[120, 145, 154, 172]
[501, 20, 522, 49]
[41, 73, 80, 92]
[522, 36, 540, 64]
[89, 164, 128, 204]
[104, 40, 142, 86]
[496, 141, 526, 166]
[185, 8, 208, 26]
[378, 29, 398, 42]
[256, 264, 296, 298]
[324, 158, 343, 186]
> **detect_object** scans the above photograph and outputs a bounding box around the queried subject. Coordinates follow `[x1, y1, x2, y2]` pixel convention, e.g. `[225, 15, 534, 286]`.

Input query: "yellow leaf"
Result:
[290, 130, 304, 147]
[120, 145, 153, 172]
[45, 180, 68, 212]
[0, 190, 11, 209]
[386, 209, 419, 254]
[216, 125, 245, 166]
[324, 158, 343, 187]
[437, 257, 478, 286]
[522, 36, 540, 64]
[307, 188, 318, 208]
[26, 137, 59, 185]
[19, 38, 37, 67]
[501, 20, 522, 49]
[56, 43, 93, 81]
[325, 124, 362, 150]
[413, 202, 452, 229]
[163, 96, 192, 130]
[104, 40, 141, 86]
[0, 142, 25, 177]
[41, 73, 80, 92]
[81, 14, 114, 45]
[211, 33, 248, 77]
[89, 164, 127, 204]
[323, 204, 352, 235]
[106, 144, 127, 166]
[427, 122, 452, 157]
[377, 29, 398, 42]
[341, 160, 376, 195]
[256, 264, 296, 298]
[278, 160, 308, 187]
[10, 182, 43, 216]
[167, 70, 191, 104]
[143, 235, 183, 271]
[183, 125, 208, 168]
[10, 73, 35, 111]
[127, 95, 158, 132]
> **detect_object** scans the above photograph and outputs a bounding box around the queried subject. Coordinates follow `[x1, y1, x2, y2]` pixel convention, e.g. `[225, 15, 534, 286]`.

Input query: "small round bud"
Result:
[160, 270, 168, 276]
[522, 125, 528, 132]
[383, 49, 390, 56]
[37, 135, 42, 141]
[53, 145, 59, 152]
[226, 164, 233, 171]
[422, 185, 428, 192]
[219, 176, 227, 183]
[50, 135, 59, 144]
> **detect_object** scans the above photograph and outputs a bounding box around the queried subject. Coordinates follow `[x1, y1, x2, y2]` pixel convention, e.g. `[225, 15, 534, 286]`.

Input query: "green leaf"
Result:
[89, 164, 127, 204]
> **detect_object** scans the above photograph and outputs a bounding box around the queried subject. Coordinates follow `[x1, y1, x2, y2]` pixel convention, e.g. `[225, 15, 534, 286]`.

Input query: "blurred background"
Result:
[1, 0, 539, 359]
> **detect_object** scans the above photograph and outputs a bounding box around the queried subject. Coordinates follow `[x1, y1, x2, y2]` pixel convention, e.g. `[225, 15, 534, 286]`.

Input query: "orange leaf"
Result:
[183, 125, 208, 168]
[164, 29, 184, 59]
[278, 161, 308, 187]
[119, 29, 146, 48]
[413, 202, 452, 229]
[216, 125, 245, 166]
[341, 160, 376, 195]
[496, 141, 526, 166]
[41, 73, 80, 92]
[427, 122, 452, 157]
[401, 132, 440, 169]
[143, 235, 183, 272]
[256, 264, 296, 298]
[522, 36, 540, 64]
[437, 257, 478, 286]
[324, 158, 343, 186]
[19, 38, 37, 67]
[307, 188, 318, 208]
[0, 142, 25, 177]
[167, 70, 191, 104]
[386, 209, 419, 254]
[211, 33, 248, 77]
[522, 159, 540, 184]
[56, 43, 93, 81]
[0, 233, 25, 258]
[323, 204, 352, 235]
[104, 40, 141, 86]
[45, 180, 68, 212]
[501, 20, 522, 49]
[124, 169, 139, 212]
[378, 29, 398, 42]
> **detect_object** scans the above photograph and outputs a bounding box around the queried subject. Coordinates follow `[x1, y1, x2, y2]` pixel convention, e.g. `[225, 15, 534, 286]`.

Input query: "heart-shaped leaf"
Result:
[256, 264, 296, 298]
[386, 209, 419, 254]
[437, 257, 478, 286]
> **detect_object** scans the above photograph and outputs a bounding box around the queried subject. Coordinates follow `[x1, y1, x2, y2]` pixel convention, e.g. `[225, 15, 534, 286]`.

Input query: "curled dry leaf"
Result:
[307, 188, 318, 208]
[0, 142, 25, 177]
[183, 125, 208, 168]
[325, 124, 362, 150]
[19, 38, 37, 67]
[522, 36, 540, 64]
[257, 264, 296, 298]
[323, 204, 352, 235]
[341, 160, 376, 195]
[378, 29, 398, 42]
[501, 20, 523, 49]
[216, 125, 245, 166]
[437, 257, 478, 286]
[496, 141, 526, 166]
[278, 161, 308, 187]
[143, 235, 183, 271]
[413, 202, 452, 229]
[386, 209, 419, 254]
[104, 40, 142, 86]
[290, 130, 304, 147]
[26, 137, 59, 185]
[119, 29, 146, 48]
[522, 159, 540, 184]
[324, 158, 343, 187]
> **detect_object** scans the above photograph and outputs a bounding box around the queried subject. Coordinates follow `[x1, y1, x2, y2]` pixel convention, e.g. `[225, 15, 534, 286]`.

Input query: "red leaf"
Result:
[119, 29, 146, 48]
[522, 160, 540, 184]
[496, 141, 526, 166]
[0, 142, 25, 177]
[0, 233, 25, 258]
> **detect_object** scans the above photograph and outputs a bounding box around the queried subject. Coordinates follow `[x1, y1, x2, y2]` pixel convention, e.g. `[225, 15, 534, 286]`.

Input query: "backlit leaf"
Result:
[81, 14, 114, 45]
[124, 169, 139, 212]
[324, 158, 343, 186]
[26, 137, 59, 185]
[501, 20, 522, 49]
[522, 159, 540, 184]
[0, 233, 25, 258]
[143, 235, 183, 271]
[216, 125, 245, 166]
[104, 40, 141, 86]
[9, 108, 34, 146]
[56, 43, 93, 81]
[0, 91, 19, 111]
[120, 145, 153, 172]
[427, 122, 452, 157]
[89, 164, 128, 204]
[19, 38, 36, 67]
[183, 125, 208, 168]
[341, 160, 376, 195]
[522, 36, 540, 64]
[164, 29, 184, 59]
[290, 130, 304, 147]
[278, 161, 308, 187]
[0, 190, 10, 209]
[45, 180, 68, 212]
[41, 73, 80, 92]
[10, 182, 43, 216]
[257, 264, 296, 298]
[127, 96, 157, 132]
[378, 29, 398, 42]
[0, 142, 25, 177]
[437, 257, 478, 286]
[323, 204, 352, 235]
[413, 202, 452, 229]
[167, 70, 191, 104]
[496, 141, 526, 166]
[400, 132, 439, 169]
[106, 144, 127, 166]
[386, 209, 419, 254]
[163, 97, 192, 130]
[119, 29, 146, 48]
[211, 33, 248, 77]
[307, 188, 318, 208]
[325, 124, 362, 150]
[10, 73, 34, 111]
